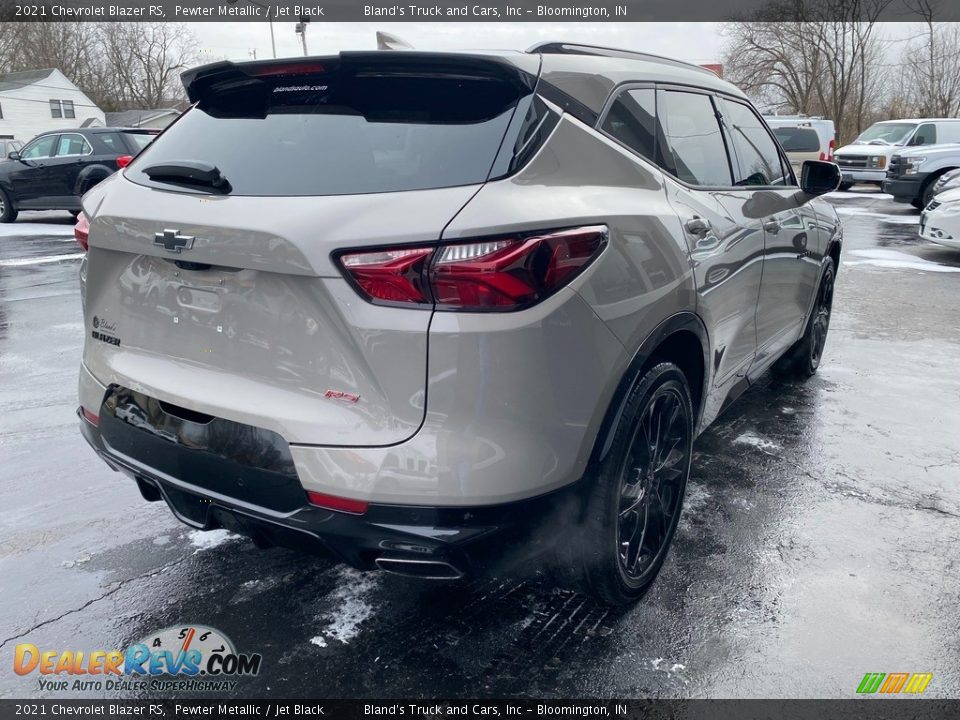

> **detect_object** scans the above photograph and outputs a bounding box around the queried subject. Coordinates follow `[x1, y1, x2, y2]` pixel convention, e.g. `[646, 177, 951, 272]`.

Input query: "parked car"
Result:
[834, 118, 960, 191]
[765, 116, 836, 162]
[76, 45, 842, 605]
[931, 167, 960, 197]
[882, 143, 960, 209]
[772, 124, 824, 175]
[0, 127, 158, 222]
[0, 139, 23, 159]
[920, 187, 960, 249]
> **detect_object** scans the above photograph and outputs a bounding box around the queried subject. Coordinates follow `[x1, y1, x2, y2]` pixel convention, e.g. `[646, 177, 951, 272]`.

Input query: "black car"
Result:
[0, 127, 158, 223]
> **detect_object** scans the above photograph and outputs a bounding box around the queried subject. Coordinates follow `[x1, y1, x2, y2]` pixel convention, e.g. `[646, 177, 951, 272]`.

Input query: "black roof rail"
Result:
[527, 42, 715, 75]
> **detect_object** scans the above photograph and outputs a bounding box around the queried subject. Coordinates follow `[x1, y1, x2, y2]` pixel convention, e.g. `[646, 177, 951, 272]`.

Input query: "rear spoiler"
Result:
[181, 52, 541, 104]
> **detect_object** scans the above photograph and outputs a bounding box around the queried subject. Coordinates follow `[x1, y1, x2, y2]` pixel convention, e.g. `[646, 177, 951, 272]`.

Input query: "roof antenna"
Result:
[376, 32, 414, 50]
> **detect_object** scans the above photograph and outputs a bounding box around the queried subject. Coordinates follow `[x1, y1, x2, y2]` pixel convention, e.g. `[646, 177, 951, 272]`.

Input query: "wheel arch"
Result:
[588, 312, 709, 468]
[74, 164, 114, 196]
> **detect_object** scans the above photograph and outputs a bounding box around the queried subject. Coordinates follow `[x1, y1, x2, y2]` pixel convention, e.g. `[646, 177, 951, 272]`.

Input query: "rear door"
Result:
[83, 54, 539, 447]
[48, 133, 93, 199]
[655, 88, 763, 415]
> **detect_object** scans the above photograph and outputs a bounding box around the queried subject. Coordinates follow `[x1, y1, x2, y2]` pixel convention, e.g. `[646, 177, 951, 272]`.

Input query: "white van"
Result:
[834, 118, 960, 190]
[765, 116, 836, 161]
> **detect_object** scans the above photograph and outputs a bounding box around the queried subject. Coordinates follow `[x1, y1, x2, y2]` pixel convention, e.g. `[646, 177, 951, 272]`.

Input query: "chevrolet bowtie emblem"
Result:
[154, 229, 195, 253]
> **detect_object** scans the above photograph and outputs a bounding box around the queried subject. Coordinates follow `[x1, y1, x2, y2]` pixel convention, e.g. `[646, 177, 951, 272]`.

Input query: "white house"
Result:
[0, 68, 105, 144]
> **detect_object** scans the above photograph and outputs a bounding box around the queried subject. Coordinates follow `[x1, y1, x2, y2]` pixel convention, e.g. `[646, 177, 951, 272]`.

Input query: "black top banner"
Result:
[1, 0, 959, 22]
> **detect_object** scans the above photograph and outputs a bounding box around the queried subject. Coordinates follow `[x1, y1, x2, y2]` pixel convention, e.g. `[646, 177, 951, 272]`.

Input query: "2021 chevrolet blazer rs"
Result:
[77, 43, 842, 604]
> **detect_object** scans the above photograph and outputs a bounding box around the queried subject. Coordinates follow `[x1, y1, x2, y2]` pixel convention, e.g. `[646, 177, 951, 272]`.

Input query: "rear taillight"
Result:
[819, 151, 826, 161]
[828, 139, 835, 162]
[74, 213, 90, 251]
[116, 155, 133, 169]
[80, 406, 99, 426]
[336, 225, 606, 312]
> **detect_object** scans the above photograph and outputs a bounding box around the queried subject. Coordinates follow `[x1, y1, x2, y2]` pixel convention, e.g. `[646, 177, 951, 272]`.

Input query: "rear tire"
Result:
[837, 182, 853, 192]
[0, 188, 17, 223]
[559, 362, 693, 605]
[773, 258, 835, 379]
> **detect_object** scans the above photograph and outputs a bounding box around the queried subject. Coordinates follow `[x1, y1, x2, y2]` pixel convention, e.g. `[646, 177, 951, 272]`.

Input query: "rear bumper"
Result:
[78, 400, 581, 577]
[881, 176, 925, 202]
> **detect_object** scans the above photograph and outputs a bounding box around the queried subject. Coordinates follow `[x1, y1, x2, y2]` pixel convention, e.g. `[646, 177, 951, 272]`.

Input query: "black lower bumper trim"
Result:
[79, 404, 581, 577]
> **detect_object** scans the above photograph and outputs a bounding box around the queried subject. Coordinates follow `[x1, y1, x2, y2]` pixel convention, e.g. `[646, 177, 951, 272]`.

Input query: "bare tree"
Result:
[900, 0, 960, 116]
[0, 22, 199, 112]
[98, 23, 199, 110]
[721, 0, 892, 143]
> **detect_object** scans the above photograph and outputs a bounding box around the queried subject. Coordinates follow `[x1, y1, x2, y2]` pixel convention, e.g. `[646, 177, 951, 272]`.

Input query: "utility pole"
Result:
[295, 17, 310, 56]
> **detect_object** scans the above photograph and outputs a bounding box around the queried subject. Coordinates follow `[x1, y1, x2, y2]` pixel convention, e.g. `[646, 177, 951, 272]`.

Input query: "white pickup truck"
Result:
[883, 143, 960, 209]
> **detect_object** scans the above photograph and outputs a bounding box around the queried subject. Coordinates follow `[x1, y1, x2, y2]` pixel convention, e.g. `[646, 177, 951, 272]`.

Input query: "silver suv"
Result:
[77, 44, 842, 604]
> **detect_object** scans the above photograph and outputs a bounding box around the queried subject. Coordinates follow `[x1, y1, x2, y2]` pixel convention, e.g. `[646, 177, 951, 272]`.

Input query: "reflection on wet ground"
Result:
[0, 199, 958, 699]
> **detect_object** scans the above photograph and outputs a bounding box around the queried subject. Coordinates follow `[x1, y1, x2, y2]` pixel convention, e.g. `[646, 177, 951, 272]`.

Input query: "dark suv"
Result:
[0, 127, 158, 222]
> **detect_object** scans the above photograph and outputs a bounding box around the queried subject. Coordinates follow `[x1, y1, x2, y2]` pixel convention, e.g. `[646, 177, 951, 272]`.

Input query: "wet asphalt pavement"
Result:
[1, 194, 958, 700]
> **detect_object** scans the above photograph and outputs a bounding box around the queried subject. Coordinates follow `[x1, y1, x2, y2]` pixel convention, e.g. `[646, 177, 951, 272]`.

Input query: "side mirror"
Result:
[800, 160, 841, 196]
[7, 151, 20, 161]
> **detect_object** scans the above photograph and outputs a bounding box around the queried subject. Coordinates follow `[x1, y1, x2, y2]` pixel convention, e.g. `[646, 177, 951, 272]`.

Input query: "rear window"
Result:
[774, 127, 821, 153]
[124, 132, 156, 153]
[128, 68, 529, 196]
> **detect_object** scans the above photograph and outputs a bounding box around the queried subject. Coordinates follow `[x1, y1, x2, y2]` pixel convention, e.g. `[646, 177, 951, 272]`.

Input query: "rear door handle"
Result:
[685, 217, 712, 237]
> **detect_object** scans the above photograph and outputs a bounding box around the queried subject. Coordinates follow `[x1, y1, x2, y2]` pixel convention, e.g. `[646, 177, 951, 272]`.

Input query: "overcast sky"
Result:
[188, 22, 726, 64]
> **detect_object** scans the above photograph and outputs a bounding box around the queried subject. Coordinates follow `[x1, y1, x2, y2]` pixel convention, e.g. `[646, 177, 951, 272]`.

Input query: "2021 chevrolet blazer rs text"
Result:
[76, 44, 842, 604]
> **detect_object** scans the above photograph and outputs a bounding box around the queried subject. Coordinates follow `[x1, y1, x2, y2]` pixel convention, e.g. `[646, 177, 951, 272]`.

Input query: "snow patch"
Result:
[834, 206, 918, 224]
[311, 567, 379, 646]
[845, 249, 960, 274]
[733, 431, 782, 454]
[0, 222, 74, 237]
[187, 529, 239, 553]
[0, 253, 84, 267]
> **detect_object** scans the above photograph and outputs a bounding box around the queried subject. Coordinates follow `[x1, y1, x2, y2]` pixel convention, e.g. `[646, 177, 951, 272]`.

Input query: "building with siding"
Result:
[0, 69, 105, 144]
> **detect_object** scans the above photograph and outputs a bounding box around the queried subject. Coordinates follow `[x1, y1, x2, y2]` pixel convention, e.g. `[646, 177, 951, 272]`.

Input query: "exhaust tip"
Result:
[374, 557, 464, 580]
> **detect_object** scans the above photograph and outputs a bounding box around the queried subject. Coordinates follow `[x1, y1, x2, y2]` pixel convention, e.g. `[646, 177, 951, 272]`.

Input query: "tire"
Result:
[910, 198, 924, 211]
[920, 177, 940, 210]
[69, 209, 81, 218]
[837, 182, 853, 192]
[773, 257, 836, 379]
[558, 362, 694, 605]
[0, 188, 17, 223]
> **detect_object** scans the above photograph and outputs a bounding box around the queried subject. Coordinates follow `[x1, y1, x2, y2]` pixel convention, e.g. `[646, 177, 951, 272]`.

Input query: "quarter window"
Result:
[658, 90, 733, 187]
[720, 99, 791, 186]
[600, 88, 658, 164]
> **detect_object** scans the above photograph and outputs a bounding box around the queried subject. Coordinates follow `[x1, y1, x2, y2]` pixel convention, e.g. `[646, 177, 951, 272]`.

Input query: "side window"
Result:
[913, 123, 937, 145]
[720, 99, 790, 187]
[21, 135, 58, 160]
[658, 90, 733, 186]
[938, 123, 960, 144]
[600, 88, 658, 164]
[56, 134, 91, 156]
